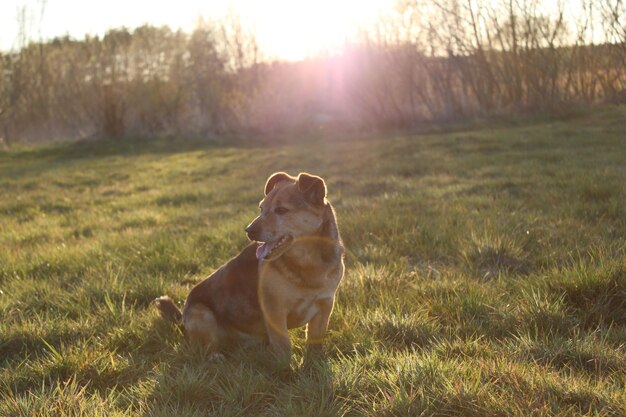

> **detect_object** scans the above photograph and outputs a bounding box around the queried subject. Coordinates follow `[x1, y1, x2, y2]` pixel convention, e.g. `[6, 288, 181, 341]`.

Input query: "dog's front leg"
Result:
[264, 309, 291, 361]
[259, 285, 292, 361]
[306, 297, 334, 350]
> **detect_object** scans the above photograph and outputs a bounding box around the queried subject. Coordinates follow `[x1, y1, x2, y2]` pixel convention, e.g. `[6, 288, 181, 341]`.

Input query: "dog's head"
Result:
[246, 172, 328, 261]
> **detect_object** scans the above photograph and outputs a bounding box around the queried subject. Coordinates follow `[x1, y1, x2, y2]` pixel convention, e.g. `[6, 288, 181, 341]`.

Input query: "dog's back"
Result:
[184, 243, 267, 336]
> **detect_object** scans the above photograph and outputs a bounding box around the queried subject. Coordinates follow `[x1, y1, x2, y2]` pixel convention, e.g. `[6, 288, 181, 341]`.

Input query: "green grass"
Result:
[1, 106, 625, 416]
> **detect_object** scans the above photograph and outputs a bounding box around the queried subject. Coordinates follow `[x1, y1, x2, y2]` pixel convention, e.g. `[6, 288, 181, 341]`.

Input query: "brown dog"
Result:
[155, 172, 344, 359]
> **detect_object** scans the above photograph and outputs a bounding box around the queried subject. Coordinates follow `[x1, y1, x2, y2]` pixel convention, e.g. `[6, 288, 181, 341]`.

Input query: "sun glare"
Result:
[238, 0, 392, 61]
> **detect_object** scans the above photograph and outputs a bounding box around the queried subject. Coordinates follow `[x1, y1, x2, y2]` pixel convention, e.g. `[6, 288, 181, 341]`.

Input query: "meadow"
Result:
[1, 106, 625, 416]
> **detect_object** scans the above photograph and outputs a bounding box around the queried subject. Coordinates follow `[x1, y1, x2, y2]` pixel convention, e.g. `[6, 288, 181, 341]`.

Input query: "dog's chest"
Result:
[287, 291, 332, 328]
[273, 254, 340, 289]
[288, 299, 319, 328]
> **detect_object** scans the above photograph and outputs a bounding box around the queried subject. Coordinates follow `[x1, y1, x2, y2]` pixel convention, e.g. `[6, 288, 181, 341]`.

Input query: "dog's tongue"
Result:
[256, 242, 271, 260]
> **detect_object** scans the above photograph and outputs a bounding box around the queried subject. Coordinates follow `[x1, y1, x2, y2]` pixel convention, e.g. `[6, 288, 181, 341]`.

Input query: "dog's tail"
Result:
[154, 296, 183, 324]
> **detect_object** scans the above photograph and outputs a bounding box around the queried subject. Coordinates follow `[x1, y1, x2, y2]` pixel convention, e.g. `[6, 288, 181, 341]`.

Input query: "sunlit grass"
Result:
[1, 106, 625, 416]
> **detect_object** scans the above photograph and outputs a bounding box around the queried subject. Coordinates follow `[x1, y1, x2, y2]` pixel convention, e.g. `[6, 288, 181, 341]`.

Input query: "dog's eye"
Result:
[274, 207, 289, 215]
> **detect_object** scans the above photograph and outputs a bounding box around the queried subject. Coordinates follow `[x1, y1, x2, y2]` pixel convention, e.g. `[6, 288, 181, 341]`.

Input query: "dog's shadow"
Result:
[141, 321, 340, 415]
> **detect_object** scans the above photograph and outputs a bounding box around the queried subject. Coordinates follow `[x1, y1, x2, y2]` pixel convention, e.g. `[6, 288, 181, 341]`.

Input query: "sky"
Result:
[0, 0, 394, 61]
[0, 1, 609, 60]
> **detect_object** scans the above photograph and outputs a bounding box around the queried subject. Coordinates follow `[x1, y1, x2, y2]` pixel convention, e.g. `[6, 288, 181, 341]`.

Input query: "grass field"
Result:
[1, 106, 625, 416]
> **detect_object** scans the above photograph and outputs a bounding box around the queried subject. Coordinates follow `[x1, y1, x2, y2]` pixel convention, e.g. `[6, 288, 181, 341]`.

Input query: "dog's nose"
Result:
[245, 223, 259, 241]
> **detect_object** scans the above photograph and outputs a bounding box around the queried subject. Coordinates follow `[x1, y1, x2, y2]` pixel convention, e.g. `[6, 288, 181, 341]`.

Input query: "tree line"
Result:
[0, 0, 624, 144]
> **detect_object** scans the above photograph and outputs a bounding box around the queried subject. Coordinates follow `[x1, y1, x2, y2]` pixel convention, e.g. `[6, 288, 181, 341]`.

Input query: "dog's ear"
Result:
[297, 173, 327, 206]
[264, 172, 293, 195]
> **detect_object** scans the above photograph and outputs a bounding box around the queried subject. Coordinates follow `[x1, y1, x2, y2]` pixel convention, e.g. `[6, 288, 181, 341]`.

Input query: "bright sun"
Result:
[226, 0, 392, 61]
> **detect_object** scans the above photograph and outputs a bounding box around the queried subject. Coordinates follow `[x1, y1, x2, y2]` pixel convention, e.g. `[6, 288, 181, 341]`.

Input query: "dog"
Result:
[155, 172, 344, 360]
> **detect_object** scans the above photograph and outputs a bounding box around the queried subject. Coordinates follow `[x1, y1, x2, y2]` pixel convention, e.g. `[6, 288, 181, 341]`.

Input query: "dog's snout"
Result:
[245, 221, 260, 241]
